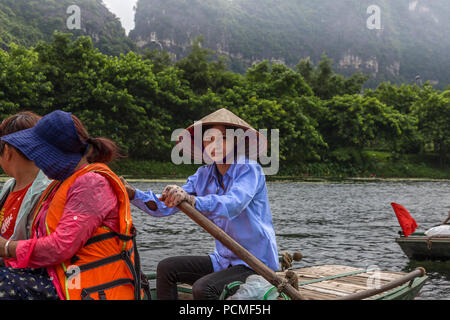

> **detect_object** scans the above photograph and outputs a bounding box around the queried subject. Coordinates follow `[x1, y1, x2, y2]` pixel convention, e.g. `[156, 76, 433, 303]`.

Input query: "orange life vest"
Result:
[33, 163, 144, 300]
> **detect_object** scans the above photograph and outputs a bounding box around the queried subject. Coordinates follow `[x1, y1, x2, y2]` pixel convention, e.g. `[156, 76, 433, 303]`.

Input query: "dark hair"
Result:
[71, 115, 122, 164]
[202, 124, 239, 137]
[201, 124, 251, 160]
[0, 111, 42, 159]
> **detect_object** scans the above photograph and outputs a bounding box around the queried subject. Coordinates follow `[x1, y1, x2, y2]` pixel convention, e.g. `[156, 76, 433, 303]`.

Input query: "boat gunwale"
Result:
[396, 236, 450, 242]
[371, 275, 428, 300]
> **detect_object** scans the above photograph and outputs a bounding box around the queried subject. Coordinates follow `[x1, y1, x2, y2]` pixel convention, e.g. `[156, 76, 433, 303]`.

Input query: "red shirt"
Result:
[0, 184, 31, 239]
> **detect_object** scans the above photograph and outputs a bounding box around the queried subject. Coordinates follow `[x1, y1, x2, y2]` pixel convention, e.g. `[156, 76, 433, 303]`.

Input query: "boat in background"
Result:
[396, 231, 450, 261]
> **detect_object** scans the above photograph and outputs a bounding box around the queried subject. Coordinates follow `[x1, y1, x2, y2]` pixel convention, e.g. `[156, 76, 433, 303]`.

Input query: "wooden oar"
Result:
[441, 211, 450, 225]
[335, 267, 426, 300]
[176, 201, 307, 300]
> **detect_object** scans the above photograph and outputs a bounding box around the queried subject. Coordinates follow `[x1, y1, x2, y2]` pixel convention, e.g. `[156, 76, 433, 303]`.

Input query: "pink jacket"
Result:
[7, 172, 120, 299]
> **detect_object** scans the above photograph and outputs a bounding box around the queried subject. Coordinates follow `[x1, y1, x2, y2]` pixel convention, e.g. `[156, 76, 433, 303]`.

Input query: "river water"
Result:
[1, 179, 449, 299]
[131, 180, 450, 300]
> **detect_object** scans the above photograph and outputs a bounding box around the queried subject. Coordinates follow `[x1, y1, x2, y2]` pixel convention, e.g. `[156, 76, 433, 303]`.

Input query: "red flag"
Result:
[391, 203, 418, 237]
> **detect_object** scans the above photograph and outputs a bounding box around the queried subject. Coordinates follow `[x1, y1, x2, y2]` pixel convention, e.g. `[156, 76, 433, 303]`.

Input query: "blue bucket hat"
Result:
[1, 110, 88, 181]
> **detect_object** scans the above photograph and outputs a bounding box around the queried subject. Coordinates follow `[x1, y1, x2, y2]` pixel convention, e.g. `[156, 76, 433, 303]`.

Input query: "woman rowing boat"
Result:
[121, 108, 279, 300]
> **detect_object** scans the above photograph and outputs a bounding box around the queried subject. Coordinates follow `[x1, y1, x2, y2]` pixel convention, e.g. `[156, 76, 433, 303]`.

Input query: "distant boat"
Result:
[396, 231, 450, 261]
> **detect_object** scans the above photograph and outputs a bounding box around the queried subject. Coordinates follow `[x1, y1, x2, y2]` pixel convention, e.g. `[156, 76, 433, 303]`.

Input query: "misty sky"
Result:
[102, 0, 138, 34]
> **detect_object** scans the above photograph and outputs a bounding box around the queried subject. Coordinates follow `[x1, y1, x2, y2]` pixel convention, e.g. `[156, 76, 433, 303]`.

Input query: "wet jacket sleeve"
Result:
[11, 172, 119, 268]
[131, 173, 197, 217]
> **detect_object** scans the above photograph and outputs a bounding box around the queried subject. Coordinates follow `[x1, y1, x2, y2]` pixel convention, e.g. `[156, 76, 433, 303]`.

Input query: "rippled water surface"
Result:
[2, 180, 449, 299]
[131, 180, 450, 300]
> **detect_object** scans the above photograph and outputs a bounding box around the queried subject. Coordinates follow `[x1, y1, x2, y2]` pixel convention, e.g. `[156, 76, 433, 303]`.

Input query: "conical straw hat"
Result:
[186, 108, 256, 133]
[176, 108, 268, 162]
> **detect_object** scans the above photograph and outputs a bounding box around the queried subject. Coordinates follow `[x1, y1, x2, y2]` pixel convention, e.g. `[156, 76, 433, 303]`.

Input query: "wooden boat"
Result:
[396, 231, 450, 261]
[142, 203, 428, 300]
[145, 264, 428, 300]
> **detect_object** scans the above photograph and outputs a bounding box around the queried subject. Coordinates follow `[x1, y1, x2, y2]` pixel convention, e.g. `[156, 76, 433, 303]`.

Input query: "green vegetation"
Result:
[0, 0, 135, 56]
[130, 0, 450, 90]
[0, 34, 448, 179]
[110, 159, 201, 179]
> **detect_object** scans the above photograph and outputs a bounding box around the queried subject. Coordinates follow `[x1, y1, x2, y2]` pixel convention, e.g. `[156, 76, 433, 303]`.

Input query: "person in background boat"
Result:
[0, 110, 144, 300]
[0, 112, 52, 248]
[120, 108, 279, 300]
[441, 211, 450, 225]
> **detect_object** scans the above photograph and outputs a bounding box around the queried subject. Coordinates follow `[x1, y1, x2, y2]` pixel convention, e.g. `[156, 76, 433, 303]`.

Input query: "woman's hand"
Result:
[0, 236, 17, 258]
[119, 176, 136, 200]
[159, 185, 196, 208]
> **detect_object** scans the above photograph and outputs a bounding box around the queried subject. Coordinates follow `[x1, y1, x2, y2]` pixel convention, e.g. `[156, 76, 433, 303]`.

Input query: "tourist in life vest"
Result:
[0, 110, 144, 300]
[0, 112, 52, 248]
[121, 108, 279, 300]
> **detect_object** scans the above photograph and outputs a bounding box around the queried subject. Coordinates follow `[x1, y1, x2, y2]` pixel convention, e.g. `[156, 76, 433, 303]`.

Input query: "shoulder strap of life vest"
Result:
[30, 180, 62, 237]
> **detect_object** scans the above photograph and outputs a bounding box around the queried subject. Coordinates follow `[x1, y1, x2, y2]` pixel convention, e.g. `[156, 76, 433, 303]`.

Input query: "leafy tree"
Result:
[142, 48, 172, 74]
[32, 33, 169, 159]
[442, 89, 450, 99]
[0, 0, 135, 55]
[175, 37, 238, 95]
[296, 58, 314, 85]
[246, 61, 313, 99]
[0, 43, 53, 115]
[364, 82, 422, 114]
[296, 54, 369, 100]
[319, 95, 406, 158]
[0, 31, 448, 176]
[413, 85, 450, 166]
[230, 97, 326, 163]
[131, 0, 450, 90]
